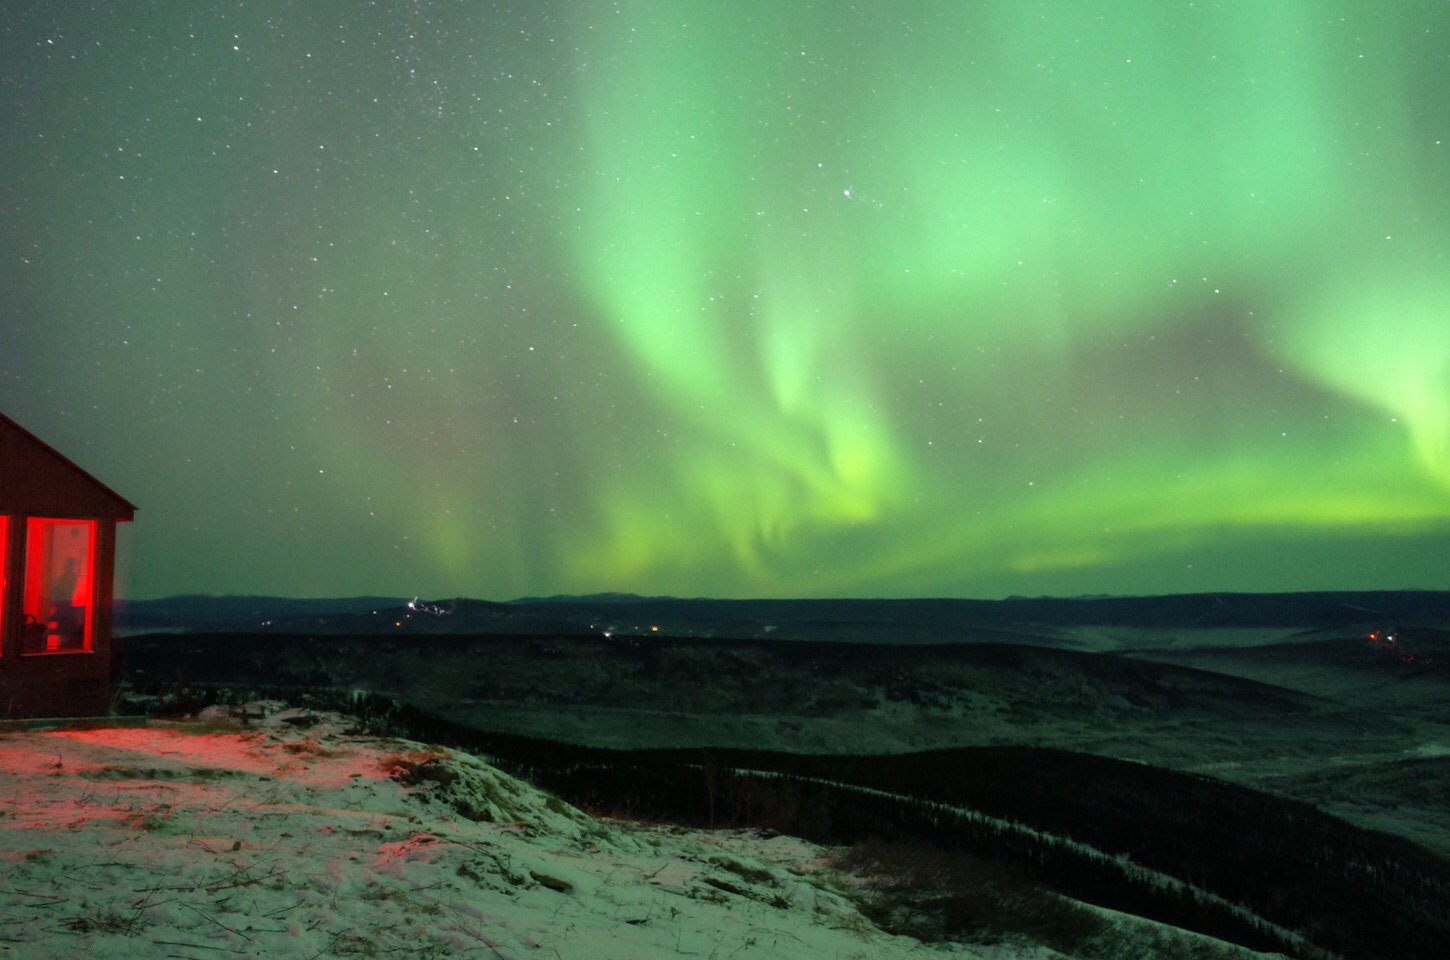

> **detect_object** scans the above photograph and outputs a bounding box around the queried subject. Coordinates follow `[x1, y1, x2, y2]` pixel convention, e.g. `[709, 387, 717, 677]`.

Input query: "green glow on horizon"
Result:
[2, 0, 1447, 599]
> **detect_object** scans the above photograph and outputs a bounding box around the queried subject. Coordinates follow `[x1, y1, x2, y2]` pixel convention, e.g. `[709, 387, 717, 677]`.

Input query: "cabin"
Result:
[1, 412, 135, 719]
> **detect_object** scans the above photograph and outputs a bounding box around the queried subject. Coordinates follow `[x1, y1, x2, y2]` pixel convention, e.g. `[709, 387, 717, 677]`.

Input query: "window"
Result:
[21, 519, 96, 655]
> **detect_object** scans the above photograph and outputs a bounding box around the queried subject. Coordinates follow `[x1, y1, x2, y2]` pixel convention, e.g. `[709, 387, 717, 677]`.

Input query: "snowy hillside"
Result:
[0, 710, 1281, 960]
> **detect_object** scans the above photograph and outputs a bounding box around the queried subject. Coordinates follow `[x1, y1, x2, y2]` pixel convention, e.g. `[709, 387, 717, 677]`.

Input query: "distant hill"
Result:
[114, 595, 410, 633]
[116, 590, 1450, 644]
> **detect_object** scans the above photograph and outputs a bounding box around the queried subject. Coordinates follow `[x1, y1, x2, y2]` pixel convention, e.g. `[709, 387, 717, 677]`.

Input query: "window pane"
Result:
[22, 519, 95, 654]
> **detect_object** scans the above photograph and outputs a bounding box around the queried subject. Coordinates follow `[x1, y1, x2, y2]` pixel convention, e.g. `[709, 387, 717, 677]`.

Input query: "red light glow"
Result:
[20, 518, 97, 655]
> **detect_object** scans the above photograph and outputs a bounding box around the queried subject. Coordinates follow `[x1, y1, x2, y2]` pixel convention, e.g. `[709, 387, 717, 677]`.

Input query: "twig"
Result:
[204, 868, 285, 892]
[263, 894, 322, 918]
[305, 930, 346, 960]
[453, 920, 512, 959]
[8, 892, 68, 907]
[179, 903, 251, 941]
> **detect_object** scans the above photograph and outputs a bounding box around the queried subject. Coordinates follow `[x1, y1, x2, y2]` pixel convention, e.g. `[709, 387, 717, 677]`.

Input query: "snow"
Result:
[0, 709, 1277, 959]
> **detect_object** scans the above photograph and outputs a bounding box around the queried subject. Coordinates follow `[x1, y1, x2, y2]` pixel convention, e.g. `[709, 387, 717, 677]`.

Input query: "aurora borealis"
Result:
[2, 1, 1448, 601]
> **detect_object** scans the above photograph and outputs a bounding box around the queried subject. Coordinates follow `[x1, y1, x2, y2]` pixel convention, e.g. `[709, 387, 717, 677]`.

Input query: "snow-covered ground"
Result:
[0, 710, 1280, 960]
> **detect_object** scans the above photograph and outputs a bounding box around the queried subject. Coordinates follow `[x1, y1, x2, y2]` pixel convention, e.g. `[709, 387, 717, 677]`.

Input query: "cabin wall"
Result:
[0, 646, 112, 719]
[0, 517, 19, 664]
[0, 414, 132, 718]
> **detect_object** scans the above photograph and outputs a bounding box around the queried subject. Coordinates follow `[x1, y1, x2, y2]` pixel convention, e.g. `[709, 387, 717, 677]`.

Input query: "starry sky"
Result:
[3, 1, 1448, 601]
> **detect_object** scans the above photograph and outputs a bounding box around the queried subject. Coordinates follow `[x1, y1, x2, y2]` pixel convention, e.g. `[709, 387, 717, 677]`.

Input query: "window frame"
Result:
[19, 517, 98, 656]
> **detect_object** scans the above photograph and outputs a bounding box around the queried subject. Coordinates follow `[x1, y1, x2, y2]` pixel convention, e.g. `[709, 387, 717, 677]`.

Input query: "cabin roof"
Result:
[0, 412, 136, 521]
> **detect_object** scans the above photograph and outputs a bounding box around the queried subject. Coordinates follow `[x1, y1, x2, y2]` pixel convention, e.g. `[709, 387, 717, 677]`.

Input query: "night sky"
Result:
[3, 2, 1448, 601]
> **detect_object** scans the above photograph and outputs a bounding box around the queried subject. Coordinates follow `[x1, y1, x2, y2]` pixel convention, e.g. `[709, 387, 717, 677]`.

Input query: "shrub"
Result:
[828, 839, 1108, 950]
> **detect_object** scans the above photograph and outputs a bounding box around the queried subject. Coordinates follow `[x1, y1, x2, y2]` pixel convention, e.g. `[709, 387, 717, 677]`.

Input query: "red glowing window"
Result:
[21, 519, 96, 655]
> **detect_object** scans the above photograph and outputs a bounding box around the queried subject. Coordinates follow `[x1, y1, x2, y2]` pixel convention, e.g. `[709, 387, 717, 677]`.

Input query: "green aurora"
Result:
[2, 1, 1448, 599]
